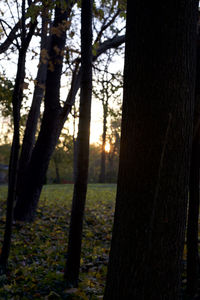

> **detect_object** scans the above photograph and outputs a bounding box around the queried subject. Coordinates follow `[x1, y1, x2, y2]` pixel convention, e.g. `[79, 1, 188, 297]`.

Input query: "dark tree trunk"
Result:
[99, 102, 108, 183]
[54, 158, 61, 184]
[73, 139, 77, 182]
[72, 104, 77, 182]
[0, 1, 36, 269]
[64, 0, 93, 287]
[187, 132, 200, 296]
[0, 50, 25, 271]
[14, 1, 73, 222]
[16, 9, 50, 198]
[186, 27, 200, 297]
[104, 1, 198, 299]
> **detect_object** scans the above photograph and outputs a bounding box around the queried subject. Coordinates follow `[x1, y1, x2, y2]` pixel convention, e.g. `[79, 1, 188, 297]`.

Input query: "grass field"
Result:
[0, 184, 117, 299]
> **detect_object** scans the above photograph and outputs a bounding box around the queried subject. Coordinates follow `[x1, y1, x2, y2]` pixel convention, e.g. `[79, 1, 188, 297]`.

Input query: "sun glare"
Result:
[105, 143, 111, 153]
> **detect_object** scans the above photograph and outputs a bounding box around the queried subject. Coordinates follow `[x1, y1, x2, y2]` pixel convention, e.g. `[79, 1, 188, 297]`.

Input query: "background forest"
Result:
[0, 0, 124, 185]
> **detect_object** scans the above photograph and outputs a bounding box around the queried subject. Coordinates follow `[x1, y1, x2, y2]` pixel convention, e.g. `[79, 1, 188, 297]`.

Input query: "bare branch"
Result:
[21, 0, 26, 43]
[94, 9, 121, 45]
[0, 21, 21, 53]
[0, 19, 15, 32]
[61, 34, 125, 121]
[23, 20, 37, 52]
[6, 0, 17, 27]
[95, 34, 125, 59]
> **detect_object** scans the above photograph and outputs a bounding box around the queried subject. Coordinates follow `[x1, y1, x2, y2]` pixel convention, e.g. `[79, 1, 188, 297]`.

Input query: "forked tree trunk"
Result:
[64, 0, 93, 287]
[13, 1, 73, 222]
[16, 8, 50, 199]
[104, 1, 198, 299]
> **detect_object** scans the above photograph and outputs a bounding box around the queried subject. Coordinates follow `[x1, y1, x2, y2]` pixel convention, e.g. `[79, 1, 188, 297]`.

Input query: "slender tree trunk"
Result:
[99, 102, 108, 183]
[54, 158, 61, 184]
[186, 27, 200, 297]
[16, 9, 50, 199]
[64, 0, 93, 287]
[0, 0, 36, 269]
[72, 104, 77, 182]
[0, 50, 25, 271]
[104, 1, 198, 299]
[108, 155, 114, 182]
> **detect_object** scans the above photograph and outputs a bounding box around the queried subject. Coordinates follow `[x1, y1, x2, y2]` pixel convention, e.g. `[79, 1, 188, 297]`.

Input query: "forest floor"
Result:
[0, 184, 116, 299]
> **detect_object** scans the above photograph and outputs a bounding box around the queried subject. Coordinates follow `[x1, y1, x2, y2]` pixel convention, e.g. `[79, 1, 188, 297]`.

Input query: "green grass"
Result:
[0, 184, 116, 299]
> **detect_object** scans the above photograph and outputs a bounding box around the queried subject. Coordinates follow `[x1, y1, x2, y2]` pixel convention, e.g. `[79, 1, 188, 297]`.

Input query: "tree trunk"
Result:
[187, 133, 200, 296]
[186, 27, 200, 297]
[64, 0, 93, 287]
[0, 50, 25, 271]
[14, 1, 73, 222]
[99, 100, 108, 183]
[16, 9, 50, 199]
[54, 158, 61, 184]
[72, 104, 77, 182]
[104, 1, 198, 299]
[0, 1, 36, 269]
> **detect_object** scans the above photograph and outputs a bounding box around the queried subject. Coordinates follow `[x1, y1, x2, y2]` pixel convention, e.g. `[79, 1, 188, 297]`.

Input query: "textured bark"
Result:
[187, 133, 200, 296]
[104, 1, 198, 299]
[186, 29, 200, 297]
[64, 0, 93, 287]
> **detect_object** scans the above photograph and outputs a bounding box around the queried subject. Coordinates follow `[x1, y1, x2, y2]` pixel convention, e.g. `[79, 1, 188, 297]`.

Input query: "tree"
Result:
[106, 109, 121, 182]
[13, 0, 76, 222]
[93, 54, 122, 183]
[0, 74, 14, 143]
[0, 0, 37, 271]
[186, 21, 200, 297]
[64, 0, 93, 287]
[0, 19, 20, 54]
[16, 3, 51, 199]
[104, 1, 198, 299]
[13, 1, 125, 222]
[88, 143, 101, 182]
[0, 74, 14, 118]
[48, 131, 74, 183]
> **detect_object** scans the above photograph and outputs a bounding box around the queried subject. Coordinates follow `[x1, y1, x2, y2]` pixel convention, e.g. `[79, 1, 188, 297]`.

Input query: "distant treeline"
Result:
[0, 143, 119, 184]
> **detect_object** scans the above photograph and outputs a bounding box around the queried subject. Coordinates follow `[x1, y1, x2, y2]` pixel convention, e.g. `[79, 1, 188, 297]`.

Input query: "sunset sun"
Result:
[105, 142, 110, 153]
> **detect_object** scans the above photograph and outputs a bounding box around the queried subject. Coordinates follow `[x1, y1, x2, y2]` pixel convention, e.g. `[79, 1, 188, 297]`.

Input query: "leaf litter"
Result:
[0, 184, 116, 299]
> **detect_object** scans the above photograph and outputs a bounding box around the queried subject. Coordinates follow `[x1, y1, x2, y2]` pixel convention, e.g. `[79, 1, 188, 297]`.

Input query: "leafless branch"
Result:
[95, 34, 125, 59]
[60, 34, 125, 122]
[94, 8, 121, 45]
[0, 20, 21, 53]
[6, 0, 17, 27]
